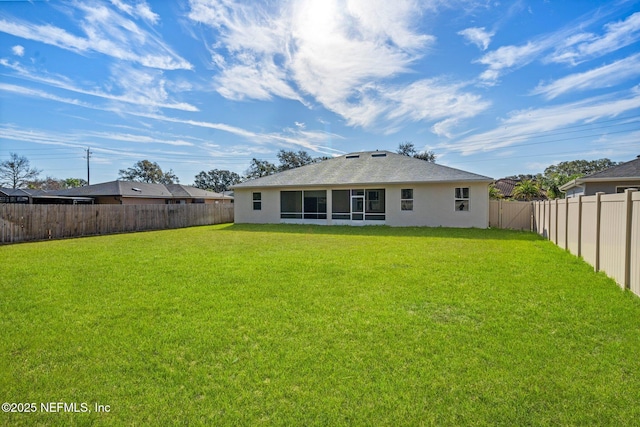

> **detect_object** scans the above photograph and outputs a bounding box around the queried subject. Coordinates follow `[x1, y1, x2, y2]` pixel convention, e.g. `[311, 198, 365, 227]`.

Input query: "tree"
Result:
[489, 183, 504, 200]
[0, 153, 41, 189]
[194, 169, 242, 193]
[27, 176, 63, 190]
[277, 150, 316, 171]
[61, 178, 88, 188]
[414, 150, 437, 163]
[397, 142, 417, 156]
[27, 177, 88, 190]
[396, 142, 436, 163]
[118, 160, 179, 184]
[244, 150, 329, 180]
[245, 158, 278, 180]
[544, 159, 618, 178]
[541, 158, 618, 199]
[512, 179, 541, 201]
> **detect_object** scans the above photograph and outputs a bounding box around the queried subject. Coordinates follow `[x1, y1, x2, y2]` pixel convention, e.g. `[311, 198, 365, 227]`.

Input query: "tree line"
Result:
[1, 147, 621, 199]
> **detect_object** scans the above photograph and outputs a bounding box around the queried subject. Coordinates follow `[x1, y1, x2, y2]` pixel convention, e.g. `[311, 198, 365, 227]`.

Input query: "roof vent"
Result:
[371, 153, 387, 158]
[345, 154, 360, 159]
[132, 187, 142, 192]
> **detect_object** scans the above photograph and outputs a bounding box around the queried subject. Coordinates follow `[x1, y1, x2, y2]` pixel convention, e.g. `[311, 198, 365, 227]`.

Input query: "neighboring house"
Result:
[492, 178, 547, 200]
[0, 187, 93, 204]
[492, 178, 519, 199]
[54, 181, 233, 205]
[560, 155, 640, 198]
[232, 150, 493, 228]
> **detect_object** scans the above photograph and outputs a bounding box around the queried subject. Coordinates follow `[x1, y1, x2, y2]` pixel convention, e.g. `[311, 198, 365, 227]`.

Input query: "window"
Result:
[365, 189, 385, 220]
[616, 186, 639, 193]
[280, 190, 326, 219]
[401, 189, 413, 211]
[252, 192, 262, 210]
[455, 187, 469, 211]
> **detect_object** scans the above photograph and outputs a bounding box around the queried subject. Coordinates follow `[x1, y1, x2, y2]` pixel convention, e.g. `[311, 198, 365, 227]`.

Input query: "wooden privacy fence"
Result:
[1, 203, 234, 244]
[533, 189, 640, 296]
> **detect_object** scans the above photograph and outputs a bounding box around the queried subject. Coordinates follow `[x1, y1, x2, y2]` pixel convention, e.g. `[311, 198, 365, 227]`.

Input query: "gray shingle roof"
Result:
[55, 181, 231, 199]
[233, 151, 493, 189]
[582, 156, 640, 179]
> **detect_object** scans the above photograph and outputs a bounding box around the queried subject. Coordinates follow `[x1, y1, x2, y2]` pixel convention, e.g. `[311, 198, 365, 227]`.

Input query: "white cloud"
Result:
[83, 131, 194, 146]
[110, 0, 160, 25]
[0, 59, 198, 112]
[533, 53, 640, 99]
[0, 3, 191, 70]
[547, 12, 640, 65]
[187, 0, 487, 134]
[458, 27, 494, 50]
[11, 45, 24, 56]
[477, 10, 640, 84]
[476, 41, 547, 85]
[441, 89, 640, 155]
[130, 111, 345, 155]
[383, 79, 491, 134]
[0, 82, 92, 109]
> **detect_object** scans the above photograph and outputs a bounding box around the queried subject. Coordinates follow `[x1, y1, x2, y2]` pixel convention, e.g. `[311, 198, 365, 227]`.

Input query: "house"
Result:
[54, 181, 234, 205]
[231, 150, 493, 227]
[492, 178, 519, 199]
[0, 187, 93, 204]
[560, 155, 640, 198]
[492, 178, 547, 200]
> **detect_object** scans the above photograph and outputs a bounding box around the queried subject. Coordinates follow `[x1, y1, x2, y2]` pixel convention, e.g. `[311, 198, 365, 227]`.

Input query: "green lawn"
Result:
[2, 224, 640, 426]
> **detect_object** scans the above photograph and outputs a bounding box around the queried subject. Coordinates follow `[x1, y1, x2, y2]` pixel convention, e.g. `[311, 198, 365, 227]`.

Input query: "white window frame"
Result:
[401, 189, 413, 211]
[454, 187, 469, 212]
[252, 192, 262, 210]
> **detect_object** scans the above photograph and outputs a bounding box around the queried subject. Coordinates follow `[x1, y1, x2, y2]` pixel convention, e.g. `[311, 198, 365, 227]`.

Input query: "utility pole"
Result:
[85, 147, 92, 185]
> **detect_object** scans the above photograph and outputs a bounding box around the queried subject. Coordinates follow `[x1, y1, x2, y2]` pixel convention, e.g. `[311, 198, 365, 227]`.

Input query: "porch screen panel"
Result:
[304, 190, 327, 219]
[332, 190, 350, 220]
[281, 191, 302, 218]
[365, 189, 385, 221]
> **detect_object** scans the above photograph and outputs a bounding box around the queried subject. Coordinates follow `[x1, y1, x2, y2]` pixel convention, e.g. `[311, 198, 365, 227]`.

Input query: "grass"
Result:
[2, 224, 640, 426]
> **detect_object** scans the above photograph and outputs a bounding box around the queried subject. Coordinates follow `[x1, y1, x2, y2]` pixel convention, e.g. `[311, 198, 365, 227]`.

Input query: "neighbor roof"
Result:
[55, 181, 232, 199]
[233, 151, 493, 189]
[560, 155, 640, 191]
[492, 178, 519, 198]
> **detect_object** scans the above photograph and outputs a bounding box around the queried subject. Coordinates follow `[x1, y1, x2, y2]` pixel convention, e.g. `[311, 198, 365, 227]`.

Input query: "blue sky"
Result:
[1, 0, 639, 185]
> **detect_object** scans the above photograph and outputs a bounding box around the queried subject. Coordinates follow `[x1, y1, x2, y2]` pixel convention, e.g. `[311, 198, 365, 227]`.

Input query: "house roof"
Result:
[492, 179, 519, 198]
[54, 181, 232, 199]
[560, 155, 640, 191]
[233, 151, 493, 189]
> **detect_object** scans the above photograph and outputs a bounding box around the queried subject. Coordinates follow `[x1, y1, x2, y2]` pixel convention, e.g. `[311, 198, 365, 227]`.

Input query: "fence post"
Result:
[564, 199, 569, 250]
[594, 192, 604, 272]
[624, 189, 636, 289]
[577, 195, 583, 258]
[530, 201, 534, 232]
[553, 199, 558, 245]
[498, 199, 503, 229]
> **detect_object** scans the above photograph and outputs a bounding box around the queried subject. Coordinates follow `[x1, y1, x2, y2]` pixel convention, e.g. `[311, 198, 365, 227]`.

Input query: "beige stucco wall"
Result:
[234, 188, 282, 223]
[234, 182, 490, 228]
[385, 182, 489, 228]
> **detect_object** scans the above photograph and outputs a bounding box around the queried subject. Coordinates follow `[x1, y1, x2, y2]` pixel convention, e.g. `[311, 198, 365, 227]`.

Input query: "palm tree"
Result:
[489, 183, 504, 200]
[512, 179, 541, 201]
